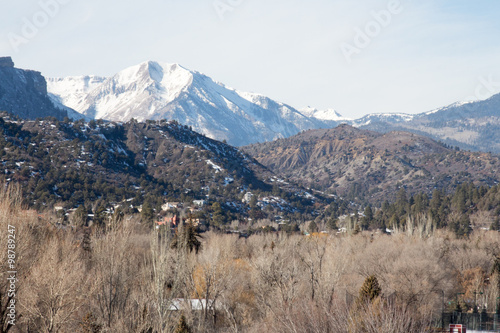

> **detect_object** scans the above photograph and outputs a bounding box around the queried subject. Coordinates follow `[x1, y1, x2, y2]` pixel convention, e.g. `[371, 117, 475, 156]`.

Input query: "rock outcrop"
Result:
[0, 58, 68, 120]
[0, 57, 14, 68]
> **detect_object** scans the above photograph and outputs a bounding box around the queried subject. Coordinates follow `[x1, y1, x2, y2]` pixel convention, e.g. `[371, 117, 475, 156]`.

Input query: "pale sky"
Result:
[1, 0, 500, 118]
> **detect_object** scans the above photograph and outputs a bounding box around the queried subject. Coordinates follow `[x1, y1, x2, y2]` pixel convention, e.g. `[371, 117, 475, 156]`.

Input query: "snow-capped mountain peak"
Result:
[114, 61, 193, 98]
[300, 107, 349, 122]
[47, 75, 106, 111]
[48, 61, 333, 146]
[351, 113, 415, 127]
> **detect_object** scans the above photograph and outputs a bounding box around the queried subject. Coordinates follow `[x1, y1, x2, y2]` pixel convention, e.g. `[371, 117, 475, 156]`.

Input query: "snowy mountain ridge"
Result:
[47, 60, 500, 151]
[300, 107, 349, 121]
[359, 93, 500, 153]
[47, 61, 332, 146]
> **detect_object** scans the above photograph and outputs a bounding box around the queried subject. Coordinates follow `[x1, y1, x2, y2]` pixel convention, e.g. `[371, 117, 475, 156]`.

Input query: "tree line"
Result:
[1, 182, 500, 332]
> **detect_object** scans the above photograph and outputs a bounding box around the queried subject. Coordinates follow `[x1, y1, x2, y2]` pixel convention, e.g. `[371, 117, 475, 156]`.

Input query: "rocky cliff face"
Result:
[0, 57, 67, 120]
[0, 57, 15, 68]
[244, 124, 500, 203]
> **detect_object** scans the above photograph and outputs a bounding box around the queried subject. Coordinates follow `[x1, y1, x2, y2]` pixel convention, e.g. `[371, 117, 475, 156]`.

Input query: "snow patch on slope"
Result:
[300, 107, 350, 122]
[48, 61, 331, 146]
[47, 75, 106, 111]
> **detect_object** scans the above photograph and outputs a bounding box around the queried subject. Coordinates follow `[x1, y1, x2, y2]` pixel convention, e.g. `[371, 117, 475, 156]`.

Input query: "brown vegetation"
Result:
[1, 183, 500, 332]
[243, 125, 500, 202]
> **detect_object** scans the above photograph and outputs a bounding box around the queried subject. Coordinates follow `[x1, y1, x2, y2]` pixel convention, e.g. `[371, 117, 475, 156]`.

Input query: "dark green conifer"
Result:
[358, 275, 381, 303]
[174, 315, 192, 333]
[308, 220, 318, 234]
[171, 221, 202, 254]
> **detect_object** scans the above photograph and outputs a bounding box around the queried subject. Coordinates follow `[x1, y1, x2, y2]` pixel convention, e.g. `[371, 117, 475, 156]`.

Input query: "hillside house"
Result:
[169, 298, 216, 311]
[193, 200, 206, 207]
[161, 202, 181, 211]
[185, 217, 202, 226]
[242, 192, 254, 203]
[156, 215, 178, 228]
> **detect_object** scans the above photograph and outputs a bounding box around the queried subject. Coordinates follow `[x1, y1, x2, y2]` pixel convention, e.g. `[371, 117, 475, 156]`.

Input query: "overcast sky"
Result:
[1, 0, 500, 118]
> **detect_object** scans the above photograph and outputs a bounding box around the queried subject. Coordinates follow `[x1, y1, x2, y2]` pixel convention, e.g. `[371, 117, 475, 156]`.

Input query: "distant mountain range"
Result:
[357, 96, 500, 153]
[46, 60, 500, 152]
[1, 57, 499, 152]
[47, 61, 332, 146]
[243, 124, 500, 203]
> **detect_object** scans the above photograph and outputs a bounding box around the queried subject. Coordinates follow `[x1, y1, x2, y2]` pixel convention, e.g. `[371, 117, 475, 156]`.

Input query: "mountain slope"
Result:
[243, 125, 500, 203]
[48, 61, 332, 146]
[358, 94, 500, 153]
[0, 57, 70, 120]
[0, 115, 260, 207]
[0, 113, 324, 221]
[46, 59, 500, 153]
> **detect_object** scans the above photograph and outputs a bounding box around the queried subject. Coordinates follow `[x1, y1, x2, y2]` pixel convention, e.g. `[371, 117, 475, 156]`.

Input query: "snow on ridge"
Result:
[47, 60, 340, 145]
[300, 106, 350, 122]
[206, 160, 222, 173]
[47, 75, 107, 111]
[424, 101, 475, 115]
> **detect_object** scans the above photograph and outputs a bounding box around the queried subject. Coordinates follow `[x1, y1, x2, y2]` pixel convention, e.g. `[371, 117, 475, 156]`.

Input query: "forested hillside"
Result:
[0, 113, 324, 225]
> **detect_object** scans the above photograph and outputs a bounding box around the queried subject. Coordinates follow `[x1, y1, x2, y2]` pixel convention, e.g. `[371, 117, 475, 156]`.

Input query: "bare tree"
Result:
[91, 224, 135, 329]
[297, 235, 328, 301]
[0, 183, 45, 333]
[149, 228, 179, 333]
[20, 233, 92, 332]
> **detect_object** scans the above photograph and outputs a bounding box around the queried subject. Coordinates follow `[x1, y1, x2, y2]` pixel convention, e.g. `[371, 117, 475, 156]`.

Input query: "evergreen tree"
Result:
[141, 200, 155, 223]
[174, 315, 192, 333]
[211, 202, 225, 227]
[74, 204, 88, 227]
[394, 188, 409, 218]
[308, 220, 318, 234]
[326, 217, 338, 231]
[450, 215, 472, 238]
[452, 186, 467, 214]
[381, 200, 391, 213]
[81, 228, 92, 260]
[361, 205, 373, 230]
[171, 221, 202, 254]
[389, 214, 399, 229]
[358, 275, 381, 304]
[93, 204, 107, 226]
[396, 188, 408, 205]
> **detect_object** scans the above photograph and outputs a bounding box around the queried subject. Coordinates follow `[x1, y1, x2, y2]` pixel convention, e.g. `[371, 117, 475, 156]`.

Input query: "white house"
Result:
[161, 202, 181, 211]
[242, 192, 254, 203]
[193, 200, 206, 207]
[168, 298, 216, 311]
